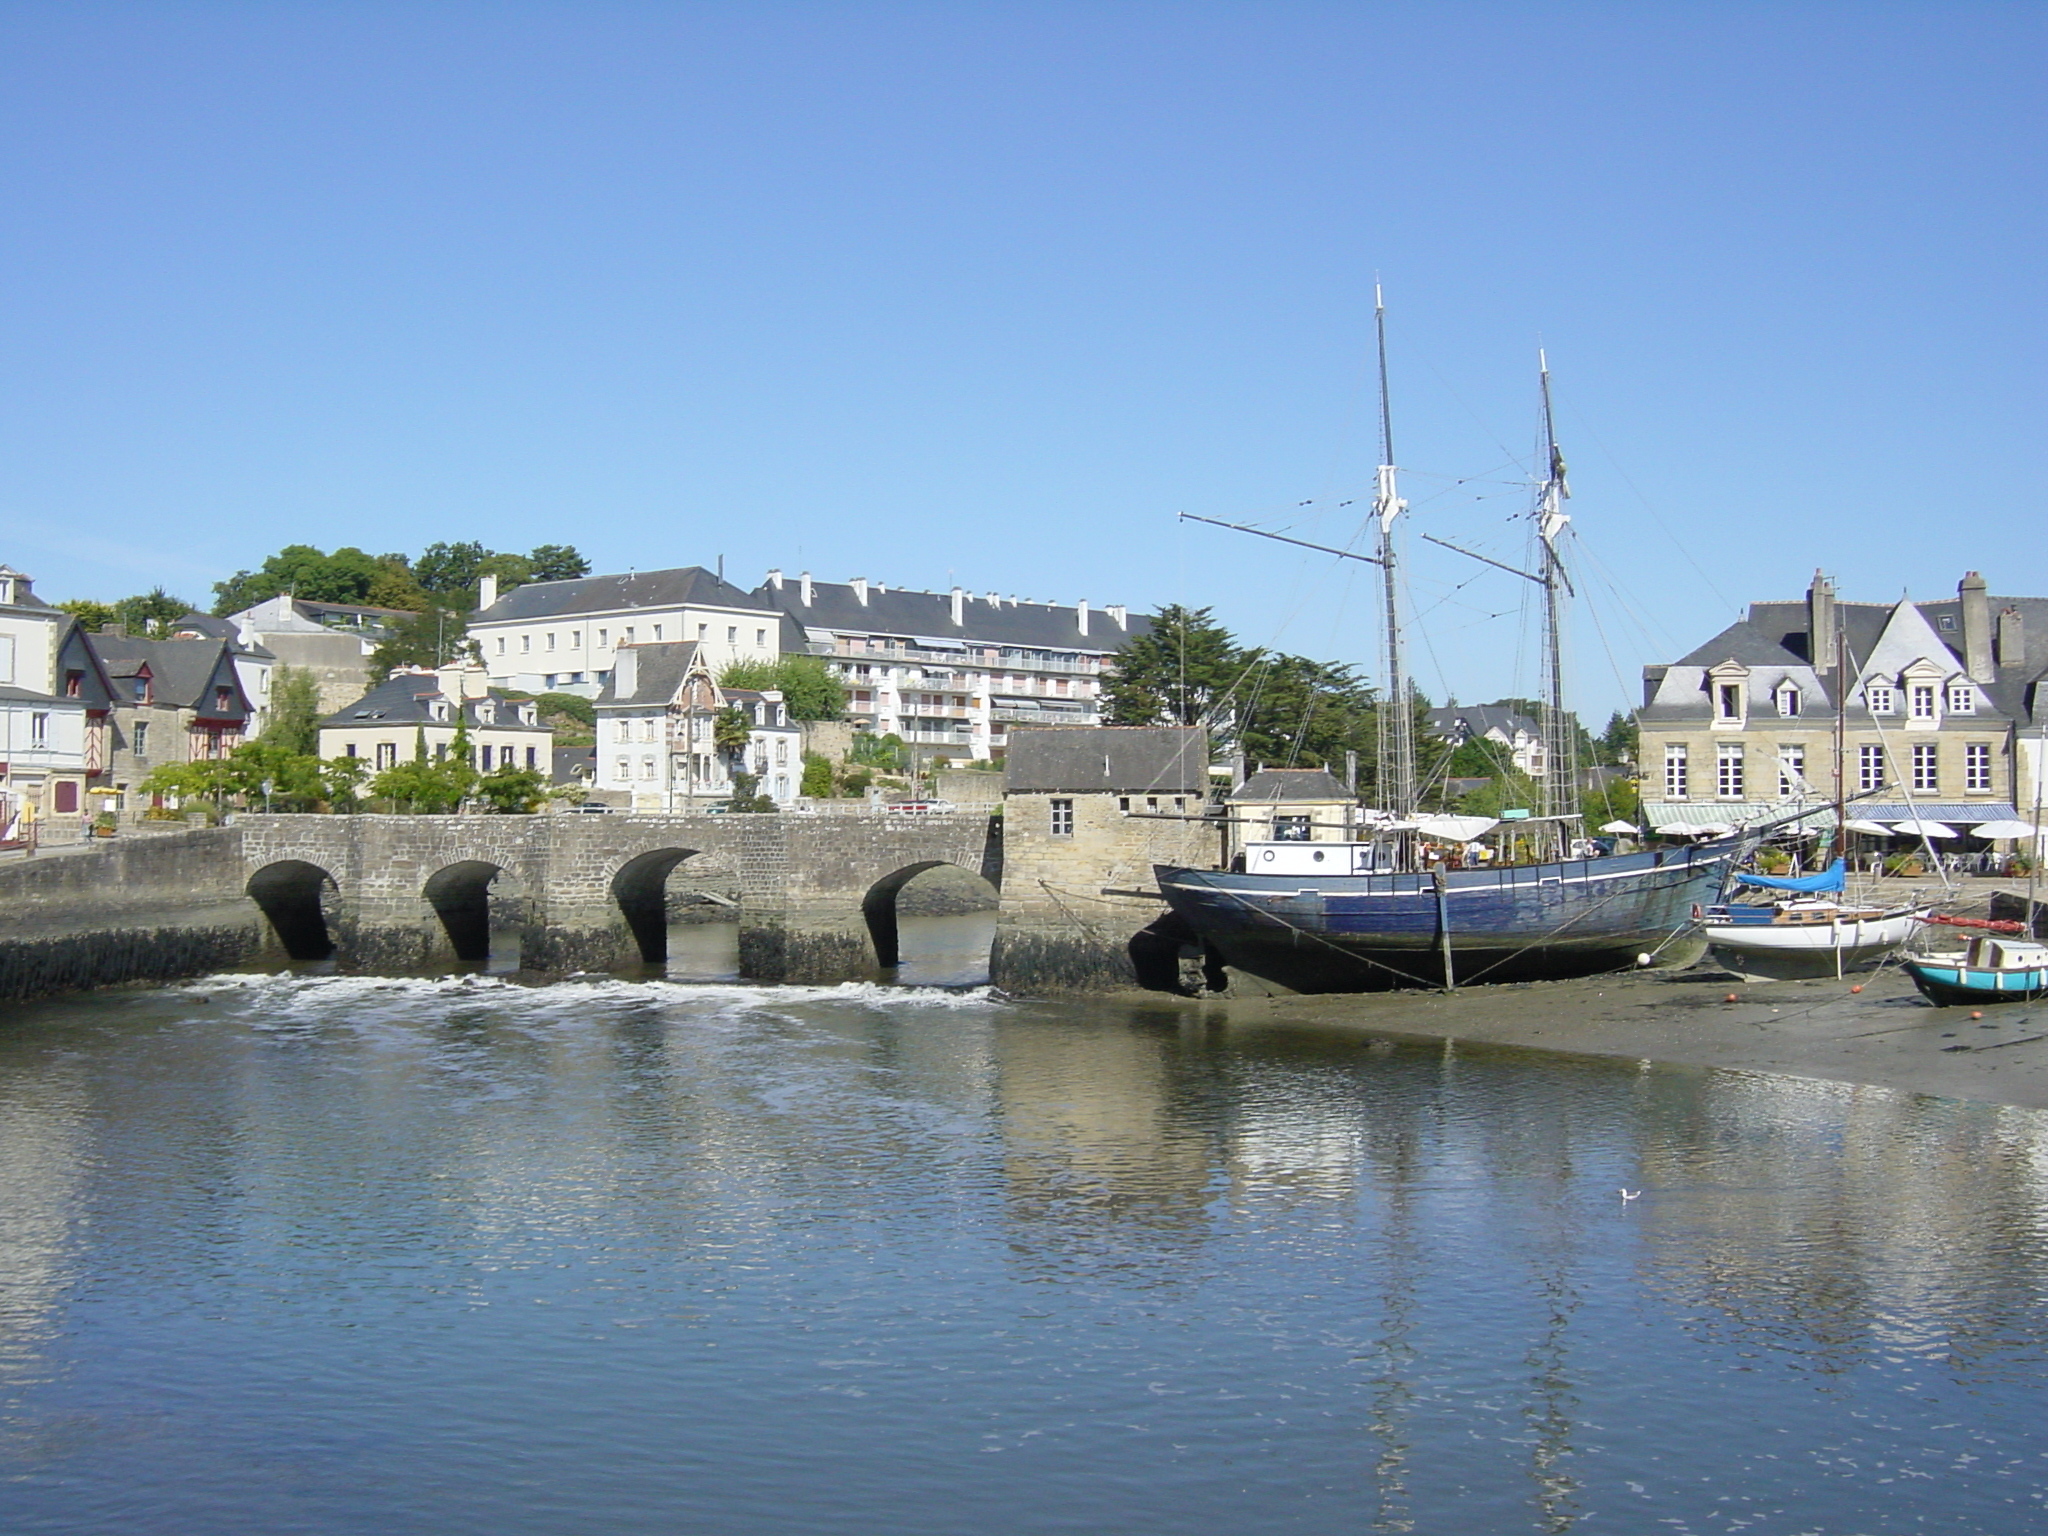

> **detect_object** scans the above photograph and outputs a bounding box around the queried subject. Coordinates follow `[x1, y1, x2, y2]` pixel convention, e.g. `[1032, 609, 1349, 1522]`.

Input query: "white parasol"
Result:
[1970, 818, 2041, 840]
[1414, 814, 1499, 842]
[1598, 820, 1640, 834]
[1842, 818, 1894, 836]
[1893, 819, 1958, 839]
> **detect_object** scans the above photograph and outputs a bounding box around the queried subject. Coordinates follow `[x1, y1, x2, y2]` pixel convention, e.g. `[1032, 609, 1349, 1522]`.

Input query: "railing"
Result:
[818, 643, 1102, 675]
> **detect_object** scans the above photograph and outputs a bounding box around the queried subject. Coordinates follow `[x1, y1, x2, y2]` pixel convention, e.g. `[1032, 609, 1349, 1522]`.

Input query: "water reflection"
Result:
[1, 979, 2046, 1533]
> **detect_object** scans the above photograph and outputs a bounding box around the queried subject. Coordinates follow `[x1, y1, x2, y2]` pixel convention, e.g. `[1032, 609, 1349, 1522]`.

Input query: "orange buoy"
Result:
[1725, 993, 1739, 1003]
[1971, 1011, 1984, 1020]
[1849, 984, 1863, 994]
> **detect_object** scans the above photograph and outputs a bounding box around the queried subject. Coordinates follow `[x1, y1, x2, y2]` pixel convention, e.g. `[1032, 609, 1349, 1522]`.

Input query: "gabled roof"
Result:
[1004, 725, 1208, 794]
[1426, 703, 1538, 741]
[754, 575, 1149, 654]
[1674, 617, 1810, 669]
[321, 672, 548, 731]
[85, 634, 250, 718]
[475, 567, 775, 624]
[593, 641, 709, 709]
[1232, 768, 1353, 803]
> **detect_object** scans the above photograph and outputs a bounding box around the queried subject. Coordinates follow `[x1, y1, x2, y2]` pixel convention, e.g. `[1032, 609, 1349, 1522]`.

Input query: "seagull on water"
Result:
[1619, 1188, 1641, 1203]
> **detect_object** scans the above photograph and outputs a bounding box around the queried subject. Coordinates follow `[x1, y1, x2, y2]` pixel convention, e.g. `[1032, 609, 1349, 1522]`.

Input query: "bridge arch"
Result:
[423, 860, 529, 966]
[610, 847, 704, 964]
[862, 860, 999, 975]
[247, 859, 339, 961]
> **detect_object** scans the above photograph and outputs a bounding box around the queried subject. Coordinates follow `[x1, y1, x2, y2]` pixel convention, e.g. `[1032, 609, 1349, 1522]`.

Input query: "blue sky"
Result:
[4, 2, 2041, 718]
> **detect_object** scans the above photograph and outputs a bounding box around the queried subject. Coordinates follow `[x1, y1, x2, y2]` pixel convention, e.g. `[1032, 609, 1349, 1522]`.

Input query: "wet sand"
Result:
[1193, 963, 2048, 1110]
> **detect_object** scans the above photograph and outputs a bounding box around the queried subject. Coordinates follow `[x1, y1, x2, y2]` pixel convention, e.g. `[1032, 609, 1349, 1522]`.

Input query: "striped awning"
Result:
[1644, 801, 2019, 835]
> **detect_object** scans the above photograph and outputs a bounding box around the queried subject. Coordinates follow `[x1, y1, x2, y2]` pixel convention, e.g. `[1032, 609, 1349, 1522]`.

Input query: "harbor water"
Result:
[4, 963, 2047, 1533]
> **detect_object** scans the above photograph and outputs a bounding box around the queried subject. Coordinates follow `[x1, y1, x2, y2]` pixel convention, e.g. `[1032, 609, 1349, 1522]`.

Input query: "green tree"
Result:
[368, 602, 472, 673]
[849, 731, 906, 771]
[1101, 605, 1243, 731]
[800, 752, 834, 798]
[718, 655, 846, 721]
[211, 545, 390, 615]
[725, 771, 777, 813]
[320, 755, 371, 812]
[261, 666, 324, 756]
[413, 541, 490, 599]
[528, 545, 591, 582]
[57, 598, 116, 631]
[532, 691, 595, 745]
[712, 706, 752, 763]
[1597, 710, 1639, 766]
[1456, 769, 1542, 820]
[475, 765, 548, 814]
[115, 588, 194, 638]
[1235, 652, 1379, 770]
[1581, 771, 1642, 829]
[137, 757, 239, 814]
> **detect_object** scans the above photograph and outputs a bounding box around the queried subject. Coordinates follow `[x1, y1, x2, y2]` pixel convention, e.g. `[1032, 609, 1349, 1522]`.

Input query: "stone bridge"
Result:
[237, 811, 1000, 977]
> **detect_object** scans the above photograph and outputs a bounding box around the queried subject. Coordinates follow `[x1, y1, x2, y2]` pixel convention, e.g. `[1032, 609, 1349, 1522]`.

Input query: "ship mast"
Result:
[1374, 287, 1415, 818]
[1535, 353, 1576, 831]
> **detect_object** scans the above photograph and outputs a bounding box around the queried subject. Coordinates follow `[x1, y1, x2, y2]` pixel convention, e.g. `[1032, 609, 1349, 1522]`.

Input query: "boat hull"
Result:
[1901, 959, 2048, 1007]
[1704, 910, 1927, 982]
[1154, 842, 1738, 993]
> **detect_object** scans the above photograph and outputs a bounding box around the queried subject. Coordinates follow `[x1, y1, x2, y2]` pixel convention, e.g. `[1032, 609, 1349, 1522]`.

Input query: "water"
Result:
[4, 975, 2047, 1534]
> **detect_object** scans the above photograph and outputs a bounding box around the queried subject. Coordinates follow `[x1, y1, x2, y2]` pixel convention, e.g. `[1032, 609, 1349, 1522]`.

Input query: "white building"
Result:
[0, 565, 94, 833]
[470, 567, 793, 698]
[752, 570, 1145, 761]
[593, 642, 801, 809]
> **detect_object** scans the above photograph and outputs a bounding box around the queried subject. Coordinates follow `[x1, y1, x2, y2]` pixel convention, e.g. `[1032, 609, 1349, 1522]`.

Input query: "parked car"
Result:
[884, 800, 957, 815]
[570, 802, 616, 814]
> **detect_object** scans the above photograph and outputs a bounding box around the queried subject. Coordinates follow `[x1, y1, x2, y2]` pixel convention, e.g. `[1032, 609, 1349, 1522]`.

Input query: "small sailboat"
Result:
[1902, 933, 2048, 1006]
[1700, 858, 1932, 981]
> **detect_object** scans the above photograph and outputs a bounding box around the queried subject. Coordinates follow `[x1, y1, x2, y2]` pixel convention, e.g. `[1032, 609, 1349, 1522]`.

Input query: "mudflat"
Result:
[1196, 964, 2048, 1110]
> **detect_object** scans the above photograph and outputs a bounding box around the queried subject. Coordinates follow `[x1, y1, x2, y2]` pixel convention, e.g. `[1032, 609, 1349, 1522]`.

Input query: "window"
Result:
[497, 637, 507, 655]
[1912, 743, 1939, 792]
[1716, 683, 1742, 720]
[756, 629, 767, 647]
[1859, 743, 1886, 792]
[1777, 744, 1805, 798]
[774, 740, 787, 765]
[1050, 797, 1074, 836]
[616, 756, 629, 780]
[546, 632, 556, 651]
[698, 624, 708, 641]
[215, 687, 231, 712]
[526, 746, 538, 769]
[1866, 684, 1895, 714]
[1716, 744, 1744, 799]
[1274, 814, 1311, 841]
[64, 670, 82, 698]
[1118, 796, 1131, 813]
[598, 629, 608, 647]
[624, 627, 635, 644]
[571, 632, 580, 648]
[1910, 684, 1936, 720]
[479, 745, 493, 770]
[30, 711, 49, 746]
[652, 625, 663, 641]
[1948, 685, 1975, 714]
[1174, 797, 1186, 813]
[641, 757, 657, 780]
[132, 678, 149, 702]
[376, 742, 398, 770]
[132, 721, 149, 757]
[345, 742, 358, 758]
[728, 626, 738, 644]
[1776, 686, 1800, 716]
[521, 634, 532, 653]
[1665, 744, 1688, 799]
[1966, 742, 1993, 791]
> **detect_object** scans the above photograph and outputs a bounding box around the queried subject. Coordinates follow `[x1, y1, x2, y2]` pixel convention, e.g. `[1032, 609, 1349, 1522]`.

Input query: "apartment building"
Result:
[1638, 571, 2048, 837]
[752, 570, 1145, 761]
[470, 567, 797, 697]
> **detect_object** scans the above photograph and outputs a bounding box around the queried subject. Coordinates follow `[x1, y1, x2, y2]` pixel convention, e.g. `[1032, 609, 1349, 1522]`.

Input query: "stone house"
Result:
[318, 664, 551, 774]
[86, 633, 255, 813]
[1227, 767, 1356, 856]
[1424, 702, 1546, 778]
[216, 593, 411, 717]
[1000, 726, 1219, 920]
[592, 641, 802, 810]
[1638, 571, 2048, 838]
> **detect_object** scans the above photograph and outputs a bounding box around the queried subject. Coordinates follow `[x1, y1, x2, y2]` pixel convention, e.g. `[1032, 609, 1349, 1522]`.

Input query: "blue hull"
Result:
[1155, 842, 1739, 992]
[1902, 961, 2048, 1007]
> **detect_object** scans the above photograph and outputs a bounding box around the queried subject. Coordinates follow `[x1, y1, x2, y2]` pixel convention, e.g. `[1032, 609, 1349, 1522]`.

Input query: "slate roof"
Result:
[1674, 617, 1809, 669]
[1004, 726, 1208, 794]
[322, 673, 547, 731]
[754, 576, 1150, 654]
[0, 566, 58, 612]
[1426, 703, 1539, 741]
[86, 635, 249, 719]
[168, 611, 276, 658]
[475, 567, 775, 624]
[552, 747, 596, 784]
[1232, 768, 1354, 803]
[593, 642, 707, 709]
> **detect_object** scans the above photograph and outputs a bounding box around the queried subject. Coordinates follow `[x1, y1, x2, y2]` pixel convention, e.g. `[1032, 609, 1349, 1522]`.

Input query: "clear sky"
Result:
[4, 2, 2041, 718]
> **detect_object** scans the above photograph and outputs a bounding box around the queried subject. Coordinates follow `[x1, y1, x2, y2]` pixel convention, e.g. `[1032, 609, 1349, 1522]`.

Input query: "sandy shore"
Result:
[1187, 962, 2048, 1110]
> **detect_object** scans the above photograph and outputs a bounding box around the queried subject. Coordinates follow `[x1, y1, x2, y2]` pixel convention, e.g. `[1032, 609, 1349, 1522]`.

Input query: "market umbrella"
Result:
[1843, 818, 1893, 836]
[1690, 821, 1737, 837]
[1598, 820, 1640, 834]
[1414, 814, 1499, 842]
[1893, 819, 1958, 839]
[1970, 818, 2041, 840]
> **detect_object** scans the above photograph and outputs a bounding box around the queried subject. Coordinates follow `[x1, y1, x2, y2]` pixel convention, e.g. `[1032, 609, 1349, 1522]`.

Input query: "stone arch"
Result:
[246, 859, 339, 961]
[423, 860, 527, 965]
[609, 847, 703, 963]
[862, 861, 999, 971]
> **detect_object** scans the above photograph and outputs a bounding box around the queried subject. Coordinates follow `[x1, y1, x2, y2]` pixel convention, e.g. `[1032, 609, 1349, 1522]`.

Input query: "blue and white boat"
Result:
[1700, 858, 1931, 981]
[1156, 837, 1740, 993]
[1902, 935, 2048, 1006]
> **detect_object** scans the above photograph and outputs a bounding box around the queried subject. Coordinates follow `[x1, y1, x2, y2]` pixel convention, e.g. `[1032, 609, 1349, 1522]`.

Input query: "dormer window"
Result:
[65, 670, 82, 698]
[1947, 685, 1975, 714]
[1866, 684, 1895, 714]
[214, 687, 232, 712]
[1910, 684, 1937, 720]
[1716, 684, 1742, 720]
[1776, 685, 1800, 717]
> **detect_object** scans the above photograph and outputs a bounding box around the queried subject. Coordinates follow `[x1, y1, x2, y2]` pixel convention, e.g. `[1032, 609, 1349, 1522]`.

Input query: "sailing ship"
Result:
[1155, 295, 1740, 993]
[1699, 858, 1931, 981]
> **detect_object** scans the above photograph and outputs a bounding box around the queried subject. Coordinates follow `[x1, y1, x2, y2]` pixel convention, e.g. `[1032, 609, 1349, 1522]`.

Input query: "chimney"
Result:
[613, 644, 638, 697]
[1806, 571, 1836, 673]
[950, 586, 965, 626]
[477, 573, 498, 611]
[1105, 604, 1128, 630]
[850, 577, 868, 606]
[798, 571, 813, 605]
[1960, 571, 1992, 680]
[1076, 599, 1089, 636]
[1999, 606, 2025, 668]
[986, 590, 1000, 608]
[766, 568, 783, 591]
